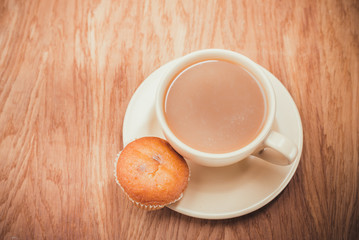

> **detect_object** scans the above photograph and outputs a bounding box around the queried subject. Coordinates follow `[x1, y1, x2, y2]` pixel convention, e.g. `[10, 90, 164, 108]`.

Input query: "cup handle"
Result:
[254, 131, 298, 165]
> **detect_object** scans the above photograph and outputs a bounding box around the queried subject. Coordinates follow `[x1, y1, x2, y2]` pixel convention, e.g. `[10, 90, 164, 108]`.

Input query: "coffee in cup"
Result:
[156, 49, 297, 167]
[164, 59, 266, 154]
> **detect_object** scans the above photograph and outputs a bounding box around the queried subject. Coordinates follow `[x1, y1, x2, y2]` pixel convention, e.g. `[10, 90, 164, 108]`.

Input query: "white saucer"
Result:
[122, 59, 303, 219]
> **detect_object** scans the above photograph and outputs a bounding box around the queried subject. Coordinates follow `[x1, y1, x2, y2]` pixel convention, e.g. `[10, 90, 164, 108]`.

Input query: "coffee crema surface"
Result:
[164, 60, 267, 154]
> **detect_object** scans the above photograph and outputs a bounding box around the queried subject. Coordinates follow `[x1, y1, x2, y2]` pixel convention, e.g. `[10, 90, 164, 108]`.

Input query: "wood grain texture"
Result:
[0, 0, 358, 239]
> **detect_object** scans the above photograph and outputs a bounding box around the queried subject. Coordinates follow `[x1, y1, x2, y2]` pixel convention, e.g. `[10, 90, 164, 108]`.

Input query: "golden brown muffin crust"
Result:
[116, 137, 189, 207]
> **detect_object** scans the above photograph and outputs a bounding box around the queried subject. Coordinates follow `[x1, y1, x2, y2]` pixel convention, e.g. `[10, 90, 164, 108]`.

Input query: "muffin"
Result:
[115, 137, 190, 210]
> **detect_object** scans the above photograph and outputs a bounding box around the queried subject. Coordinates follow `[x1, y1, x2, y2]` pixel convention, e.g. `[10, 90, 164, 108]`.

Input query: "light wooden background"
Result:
[0, 0, 358, 239]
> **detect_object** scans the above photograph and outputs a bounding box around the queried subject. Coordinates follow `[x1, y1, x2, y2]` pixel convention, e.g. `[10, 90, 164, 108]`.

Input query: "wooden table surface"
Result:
[1, 0, 358, 239]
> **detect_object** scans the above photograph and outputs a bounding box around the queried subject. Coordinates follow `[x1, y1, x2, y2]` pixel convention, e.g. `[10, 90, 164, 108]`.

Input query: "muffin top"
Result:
[116, 137, 189, 208]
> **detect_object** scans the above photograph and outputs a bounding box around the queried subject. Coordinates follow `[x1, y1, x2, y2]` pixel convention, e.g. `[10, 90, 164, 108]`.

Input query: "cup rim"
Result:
[156, 49, 276, 161]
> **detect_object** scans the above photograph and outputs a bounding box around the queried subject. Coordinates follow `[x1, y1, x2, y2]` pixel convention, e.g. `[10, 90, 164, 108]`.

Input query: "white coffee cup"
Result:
[155, 49, 298, 167]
